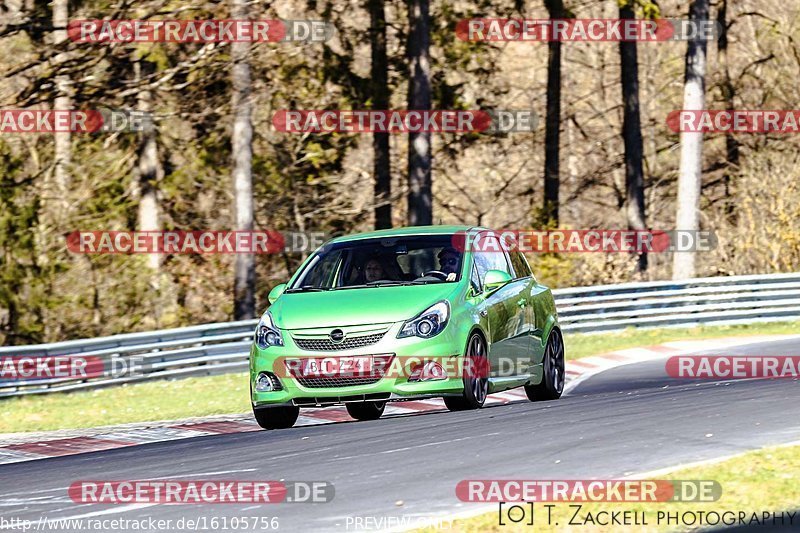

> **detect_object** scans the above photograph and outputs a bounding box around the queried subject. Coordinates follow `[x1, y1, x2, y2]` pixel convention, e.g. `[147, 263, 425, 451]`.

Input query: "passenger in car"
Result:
[364, 257, 387, 283]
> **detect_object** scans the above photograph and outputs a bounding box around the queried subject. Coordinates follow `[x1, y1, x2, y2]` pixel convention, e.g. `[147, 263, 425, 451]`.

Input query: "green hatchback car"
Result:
[250, 225, 565, 429]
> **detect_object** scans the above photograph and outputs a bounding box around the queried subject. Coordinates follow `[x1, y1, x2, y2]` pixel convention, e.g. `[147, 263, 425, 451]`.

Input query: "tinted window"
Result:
[508, 251, 532, 278]
[290, 235, 463, 289]
[298, 249, 343, 288]
[473, 237, 514, 283]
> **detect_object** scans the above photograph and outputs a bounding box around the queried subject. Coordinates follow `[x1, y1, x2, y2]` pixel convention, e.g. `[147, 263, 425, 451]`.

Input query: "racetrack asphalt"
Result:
[1, 336, 798, 532]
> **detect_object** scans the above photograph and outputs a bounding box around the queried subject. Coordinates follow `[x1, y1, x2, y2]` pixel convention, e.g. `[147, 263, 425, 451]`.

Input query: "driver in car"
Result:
[438, 248, 461, 280]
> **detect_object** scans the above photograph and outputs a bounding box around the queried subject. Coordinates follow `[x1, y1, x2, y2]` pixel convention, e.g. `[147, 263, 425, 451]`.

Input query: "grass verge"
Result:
[1, 320, 797, 434]
[415, 444, 800, 532]
[0, 373, 251, 434]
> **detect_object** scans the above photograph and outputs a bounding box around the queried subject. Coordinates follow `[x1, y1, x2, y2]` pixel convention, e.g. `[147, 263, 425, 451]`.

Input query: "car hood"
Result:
[269, 283, 460, 330]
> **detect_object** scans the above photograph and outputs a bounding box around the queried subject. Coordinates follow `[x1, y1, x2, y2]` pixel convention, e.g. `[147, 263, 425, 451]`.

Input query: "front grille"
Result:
[296, 375, 383, 388]
[286, 354, 394, 389]
[293, 331, 386, 351]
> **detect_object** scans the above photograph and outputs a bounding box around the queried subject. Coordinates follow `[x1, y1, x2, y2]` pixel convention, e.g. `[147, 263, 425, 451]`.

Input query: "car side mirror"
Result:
[268, 283, 287, 304]
[483, 270, 512, 293]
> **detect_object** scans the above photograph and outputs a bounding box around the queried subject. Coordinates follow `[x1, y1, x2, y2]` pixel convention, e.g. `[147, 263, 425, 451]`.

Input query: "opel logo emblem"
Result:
[329, 329, 345, 343]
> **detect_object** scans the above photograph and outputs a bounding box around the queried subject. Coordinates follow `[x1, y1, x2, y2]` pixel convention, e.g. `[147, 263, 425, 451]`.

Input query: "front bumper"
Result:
[250, 321, 465, 408]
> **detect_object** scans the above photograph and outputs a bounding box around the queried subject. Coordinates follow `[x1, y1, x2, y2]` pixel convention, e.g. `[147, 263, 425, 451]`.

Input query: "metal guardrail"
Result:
[557, 272, 800, 333]
[2, 272, 799, 398]
[0, 321, 258, 398]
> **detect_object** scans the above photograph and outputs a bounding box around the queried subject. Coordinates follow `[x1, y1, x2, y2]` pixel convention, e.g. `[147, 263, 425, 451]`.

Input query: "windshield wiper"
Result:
[309, 279, 449, 292]
[284, 286, 329, 293]
[329, 284, 371, 290]
[330, 281, 406, 290]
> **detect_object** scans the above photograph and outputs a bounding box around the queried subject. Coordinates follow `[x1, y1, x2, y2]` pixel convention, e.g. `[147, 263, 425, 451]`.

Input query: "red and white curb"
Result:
[0, 334, 792, 466]
[562, 334, 793, 393]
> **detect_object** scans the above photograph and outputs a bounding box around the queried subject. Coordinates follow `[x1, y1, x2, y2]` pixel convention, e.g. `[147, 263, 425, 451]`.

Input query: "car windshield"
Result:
[287, 235, 463, 291]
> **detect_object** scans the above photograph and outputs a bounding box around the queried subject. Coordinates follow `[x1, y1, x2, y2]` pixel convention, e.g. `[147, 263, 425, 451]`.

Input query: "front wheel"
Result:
[444, 333, 488, 411]
[346, 401, 386, 421]
[525, 329, 565, 401]
[253, 406, 300, 429]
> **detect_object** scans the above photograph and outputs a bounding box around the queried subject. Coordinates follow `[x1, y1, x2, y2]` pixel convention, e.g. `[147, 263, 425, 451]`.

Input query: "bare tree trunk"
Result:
[135, 59, 162, 274]
[406, 0, 432, 226]
[673, 0, 710, 280]
[717, 0, 739, 221]
[566, 114, 579, 222]
[370, 0, 392, 230]
[52, 0, 70, 216]
[231, 0, 255, 319]
[39, 0, 72, 342]
[542, 0, 564, 226]
[619, 1, 647, 273]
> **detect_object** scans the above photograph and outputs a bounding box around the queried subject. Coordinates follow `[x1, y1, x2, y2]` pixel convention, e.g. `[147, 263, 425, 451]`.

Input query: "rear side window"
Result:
[508, 251, 532, 279]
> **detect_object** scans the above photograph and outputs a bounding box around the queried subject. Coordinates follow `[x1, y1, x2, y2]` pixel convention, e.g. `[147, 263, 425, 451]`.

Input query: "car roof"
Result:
[328, 225, 487, 244]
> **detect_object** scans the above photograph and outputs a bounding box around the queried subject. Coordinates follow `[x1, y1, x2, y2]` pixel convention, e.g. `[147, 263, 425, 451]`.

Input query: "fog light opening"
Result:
[255, 372, 280, 392]
[409, 361, 447, 382]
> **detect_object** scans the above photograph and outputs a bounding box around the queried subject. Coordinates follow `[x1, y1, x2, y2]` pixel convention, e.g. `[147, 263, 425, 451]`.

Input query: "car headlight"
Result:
[398, 301, 450, 339]
[255, 312, 283, 348]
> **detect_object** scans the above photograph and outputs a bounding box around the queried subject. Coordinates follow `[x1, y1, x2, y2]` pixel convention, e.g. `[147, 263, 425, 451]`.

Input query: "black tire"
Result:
[525, 328, 565, 401]
[443, 395, 471, 411]
[253, 406, 300, 429]
[346, 401, 386, 421]
[444, 333, 488, 411]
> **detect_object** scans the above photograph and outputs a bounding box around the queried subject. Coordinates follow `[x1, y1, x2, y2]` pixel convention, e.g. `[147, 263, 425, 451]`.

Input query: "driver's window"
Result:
[473, 237, 513, 282]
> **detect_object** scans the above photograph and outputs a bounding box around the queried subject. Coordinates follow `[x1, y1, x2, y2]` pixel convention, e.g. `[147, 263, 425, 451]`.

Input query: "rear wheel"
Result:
[525, 329, 565, 401]
[444, 333, 488, 411]
[253, 406, 300, 429]
[346, 401, 386, 421]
